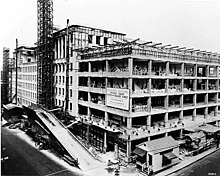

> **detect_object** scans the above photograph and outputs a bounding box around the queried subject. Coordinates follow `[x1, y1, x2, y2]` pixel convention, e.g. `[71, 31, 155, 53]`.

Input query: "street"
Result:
[1, 127, 83, 176]
[170, 149, 220, 176]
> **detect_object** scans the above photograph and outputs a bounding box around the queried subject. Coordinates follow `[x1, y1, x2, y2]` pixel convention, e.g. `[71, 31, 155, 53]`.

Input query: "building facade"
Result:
[53, 25, 125, 116]
[12, 46, 37, 106]
[76, 41, 220, 157]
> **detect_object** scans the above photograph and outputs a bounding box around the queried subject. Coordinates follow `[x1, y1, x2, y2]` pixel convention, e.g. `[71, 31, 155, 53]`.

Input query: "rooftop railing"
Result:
[79, 45, 220, 64]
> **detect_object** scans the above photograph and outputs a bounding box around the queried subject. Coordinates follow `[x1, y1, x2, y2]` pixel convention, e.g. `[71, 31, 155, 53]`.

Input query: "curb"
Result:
[160, 147, 220, 176]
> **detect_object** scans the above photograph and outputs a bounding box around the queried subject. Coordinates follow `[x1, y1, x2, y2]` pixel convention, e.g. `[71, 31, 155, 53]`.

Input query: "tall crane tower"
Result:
[37, 0, 54, 109]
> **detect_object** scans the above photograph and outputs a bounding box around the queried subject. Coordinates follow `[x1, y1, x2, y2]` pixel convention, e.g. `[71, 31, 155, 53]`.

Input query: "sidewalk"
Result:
[155, 147, 220, 176]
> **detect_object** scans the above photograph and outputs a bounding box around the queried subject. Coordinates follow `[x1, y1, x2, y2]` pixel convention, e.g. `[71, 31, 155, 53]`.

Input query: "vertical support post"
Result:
[206, 65, 209, 77]
[165, 96, 168, 110]
[104, 111, 109, 126]
[193, 94, 197, 106]
[146, 115, 151, 129]
[88, 61, 91, 72]
[126, 135, 131, 158]
[128, 57, 133, 76]
[194, 64, 197, 77]
[166, 79, 169, 93]
[192, 109, 196, 121]
[103, 132, 107, 153]
[148, 60, 152, 76]
[204, 107, 208, 118]
[180, 129, 183, 139]
[193, 79, 197, 91]
[127, 117, 132, 129]
[181, 62, 184, 76]
[128, 78, 133, 113]
[214, 106, 218, 116]
[166, 61, 169, 76]
[179, 110, 183, 122]
[164, 113, 168, 126]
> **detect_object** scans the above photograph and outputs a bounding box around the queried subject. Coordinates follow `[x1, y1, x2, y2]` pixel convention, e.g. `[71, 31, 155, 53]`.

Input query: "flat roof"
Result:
[197, 124, 220, 133]
[137, 136, 179, 154]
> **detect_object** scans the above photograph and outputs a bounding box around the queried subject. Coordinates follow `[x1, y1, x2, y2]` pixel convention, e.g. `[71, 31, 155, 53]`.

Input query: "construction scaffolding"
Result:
[37, 0, 54, 109]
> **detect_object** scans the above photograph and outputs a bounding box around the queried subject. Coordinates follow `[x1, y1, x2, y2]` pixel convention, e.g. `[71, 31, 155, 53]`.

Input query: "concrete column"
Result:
[179, 110, 183, 122]
[148, 97, 152, 112]
[216, 79, 219, 91]
[128, 78, 133, 113]
[165, 96, 168, 110]
[193, 94, 197, 106]
[166, 61, 169, 76]
[194, 64, 197, 77]
[105, 77, 108, 105]
[181, 63, 184, 76]
[205, 93, 208, 104]
[103, 132, 107, 153]
[126, 139, 131, 157]
[127, 117, 132, 129]
[164, 113, 168, 125]
[180, 129, 183, 139]
[166, 79, 169, 93]
[87, 107, 91, 117]
[206, 65, 209, 77]
[216, 66, 219, 78]
[128, 58, 133, 76]
[180, 95, 184, 108]
[215, 93, 218, 103]
[106, 60, 109, 72]
[214, 106, 218, 116]
[88, 92, 91, 102]
[88, 77, 91, 87]
[88, 62, 91, 72]
[104, 111, 109, 126]
[181, 79, 184, 92]
[165, 132, 168, 137]
[148, 78, 152, 94]
[206, 79, 209, 91]
[193, 79, 197, 91]
[204, 107, 208, 118]
[148, 60, 152, 76]
[147, 137, 150, 141]
[192, 109, 196, 121]
[146, 115, 151, 129]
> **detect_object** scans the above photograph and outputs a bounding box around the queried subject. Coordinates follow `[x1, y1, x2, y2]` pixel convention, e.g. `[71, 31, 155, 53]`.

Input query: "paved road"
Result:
[170, 149, 220, 176]
[37, 110, 103, 171]
[1, 127, 82, 176]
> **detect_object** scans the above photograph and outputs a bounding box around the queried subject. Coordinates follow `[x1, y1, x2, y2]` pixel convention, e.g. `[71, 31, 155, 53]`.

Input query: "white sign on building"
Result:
[106, 88, 129, 110]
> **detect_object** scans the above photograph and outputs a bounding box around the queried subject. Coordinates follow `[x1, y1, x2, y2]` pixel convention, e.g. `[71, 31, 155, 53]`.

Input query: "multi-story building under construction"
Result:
[8, 24, 220, 159]
[75, 39, 220, 157]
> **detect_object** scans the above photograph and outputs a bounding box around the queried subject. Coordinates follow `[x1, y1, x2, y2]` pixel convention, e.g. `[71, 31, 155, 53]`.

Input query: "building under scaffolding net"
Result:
[37, 0, 54, 109]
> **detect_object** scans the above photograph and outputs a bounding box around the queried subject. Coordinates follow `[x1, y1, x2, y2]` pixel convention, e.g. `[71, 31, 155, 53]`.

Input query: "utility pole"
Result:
[65, 19, 70, 117]
[15, 38, 18, 104]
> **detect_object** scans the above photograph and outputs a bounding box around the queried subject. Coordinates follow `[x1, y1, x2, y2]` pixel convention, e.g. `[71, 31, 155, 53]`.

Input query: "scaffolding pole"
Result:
[37, 0, 54, 109]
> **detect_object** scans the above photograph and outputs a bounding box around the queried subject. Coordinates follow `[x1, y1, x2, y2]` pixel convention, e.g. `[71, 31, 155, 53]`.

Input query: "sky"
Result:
[1, 0, 220, 69]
